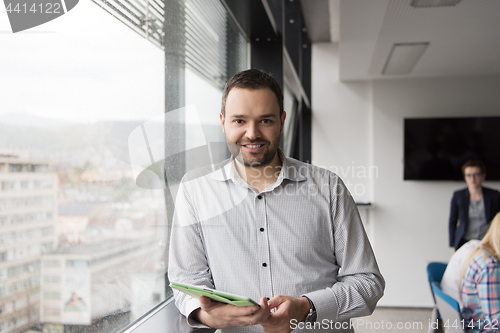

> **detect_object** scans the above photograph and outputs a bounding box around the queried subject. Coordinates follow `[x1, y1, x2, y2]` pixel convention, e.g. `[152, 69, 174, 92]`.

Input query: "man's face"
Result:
[220, 87, 285, 168]
[464, 166, 485, 189]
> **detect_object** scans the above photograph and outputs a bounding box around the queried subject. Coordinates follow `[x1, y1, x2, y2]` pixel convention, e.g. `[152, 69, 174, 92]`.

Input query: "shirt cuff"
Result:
[303, 288, 339, 322]
[185, 298, 210, 328]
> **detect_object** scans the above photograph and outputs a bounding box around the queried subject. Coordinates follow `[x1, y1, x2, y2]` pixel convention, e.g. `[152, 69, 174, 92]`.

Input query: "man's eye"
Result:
[234, 119, 243, 124]
[262, 119, 271, 124]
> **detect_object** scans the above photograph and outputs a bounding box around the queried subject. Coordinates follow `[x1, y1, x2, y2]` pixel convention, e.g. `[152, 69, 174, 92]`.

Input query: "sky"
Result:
[0, 0, 166, 123]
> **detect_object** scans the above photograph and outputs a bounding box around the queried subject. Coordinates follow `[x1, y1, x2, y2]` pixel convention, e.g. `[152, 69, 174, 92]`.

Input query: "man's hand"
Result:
[261, 295, 311, 333]
[191, 296, 271, 329]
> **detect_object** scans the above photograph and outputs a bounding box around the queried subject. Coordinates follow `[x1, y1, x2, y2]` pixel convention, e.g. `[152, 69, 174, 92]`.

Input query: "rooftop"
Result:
[58, 202, 96, 217]
[48, 238, 150, 256]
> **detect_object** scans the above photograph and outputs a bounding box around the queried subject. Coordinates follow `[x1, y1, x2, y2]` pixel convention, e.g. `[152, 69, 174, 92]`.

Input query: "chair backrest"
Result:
[427, 262, 447, 284]
[431, 281, 465, 333]
[426, 262, 447, 314]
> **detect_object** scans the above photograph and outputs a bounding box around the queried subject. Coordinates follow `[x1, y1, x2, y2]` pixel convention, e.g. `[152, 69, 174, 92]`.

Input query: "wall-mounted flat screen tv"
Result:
[404, 117, 500, 181]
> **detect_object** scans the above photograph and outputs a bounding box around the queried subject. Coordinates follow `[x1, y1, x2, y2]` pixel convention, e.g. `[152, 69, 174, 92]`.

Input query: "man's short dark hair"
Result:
[221, 68, 284, 117]
[462, 159, 486, 175]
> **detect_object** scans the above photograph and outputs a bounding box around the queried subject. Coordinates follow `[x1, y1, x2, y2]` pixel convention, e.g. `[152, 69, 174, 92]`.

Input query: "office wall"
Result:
[312, 42, 500, 307]
[311, 43, 372, 204]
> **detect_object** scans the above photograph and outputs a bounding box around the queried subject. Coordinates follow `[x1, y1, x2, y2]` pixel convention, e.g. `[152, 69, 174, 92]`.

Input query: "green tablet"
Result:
[170, 281, 259, 307]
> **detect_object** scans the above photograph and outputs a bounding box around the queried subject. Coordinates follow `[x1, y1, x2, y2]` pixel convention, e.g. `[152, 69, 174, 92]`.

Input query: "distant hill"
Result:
[0, 114, 145, 165]
[0, 113, 72, 128]
[0, 114, 226, 166]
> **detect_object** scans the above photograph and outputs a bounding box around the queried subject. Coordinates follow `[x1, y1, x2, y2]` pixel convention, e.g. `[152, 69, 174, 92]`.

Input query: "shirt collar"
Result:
[209, 149, 307, 183]
[277, 149, 307, 182]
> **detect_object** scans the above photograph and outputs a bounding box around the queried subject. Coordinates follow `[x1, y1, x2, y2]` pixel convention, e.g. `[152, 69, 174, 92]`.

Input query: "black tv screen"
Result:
[404, 117, 500, 181]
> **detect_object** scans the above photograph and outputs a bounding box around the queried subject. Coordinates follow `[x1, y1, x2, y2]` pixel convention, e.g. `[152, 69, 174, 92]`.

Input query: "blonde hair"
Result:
[459, 212, 500, 298]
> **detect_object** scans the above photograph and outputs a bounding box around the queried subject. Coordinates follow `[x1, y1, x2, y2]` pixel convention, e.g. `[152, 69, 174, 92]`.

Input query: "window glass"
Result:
[182, 0, 249, 172]
[185, 68, 229, 170]
[283, 85, 298, 156]
[1, 1, 165, 332]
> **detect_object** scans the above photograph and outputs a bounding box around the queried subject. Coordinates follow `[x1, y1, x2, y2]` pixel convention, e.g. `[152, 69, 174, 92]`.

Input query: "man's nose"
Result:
[245, 122, 260, 140]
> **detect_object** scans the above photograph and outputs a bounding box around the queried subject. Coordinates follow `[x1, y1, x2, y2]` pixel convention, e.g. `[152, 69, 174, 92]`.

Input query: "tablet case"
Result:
[170, 281, 258, 307]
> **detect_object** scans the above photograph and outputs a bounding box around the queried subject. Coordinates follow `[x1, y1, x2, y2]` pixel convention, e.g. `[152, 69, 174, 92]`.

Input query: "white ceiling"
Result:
[337, 0, 500, 81]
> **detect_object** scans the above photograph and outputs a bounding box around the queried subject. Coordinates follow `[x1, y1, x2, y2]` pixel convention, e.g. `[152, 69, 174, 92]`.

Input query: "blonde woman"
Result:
[460, 212, 500, 332]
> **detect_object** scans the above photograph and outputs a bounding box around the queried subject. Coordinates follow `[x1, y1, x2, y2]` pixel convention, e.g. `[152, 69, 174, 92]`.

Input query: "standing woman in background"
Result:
[460, 212, 500, 332]
[449, 160, 500, 251]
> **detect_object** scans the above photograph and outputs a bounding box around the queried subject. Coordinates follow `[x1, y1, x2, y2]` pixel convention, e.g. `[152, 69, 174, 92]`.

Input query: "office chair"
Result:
[427, 262, 447, 302]
[431, 281, 465, 333]
[427, 262, 447, 283]
[427, 262, 447, 333]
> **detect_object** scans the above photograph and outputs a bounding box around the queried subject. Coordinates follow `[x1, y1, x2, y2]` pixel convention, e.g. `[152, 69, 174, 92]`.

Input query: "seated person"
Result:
[460, 212, 500, 332]
[441, 239, 480, 303]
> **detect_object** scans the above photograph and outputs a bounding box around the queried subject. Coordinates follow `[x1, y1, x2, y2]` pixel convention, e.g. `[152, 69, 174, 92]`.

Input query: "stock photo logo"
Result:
[3, 0, 79, 33]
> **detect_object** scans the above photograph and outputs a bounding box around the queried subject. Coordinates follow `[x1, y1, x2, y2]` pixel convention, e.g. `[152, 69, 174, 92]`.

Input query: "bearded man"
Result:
[168, 69, 384, 333]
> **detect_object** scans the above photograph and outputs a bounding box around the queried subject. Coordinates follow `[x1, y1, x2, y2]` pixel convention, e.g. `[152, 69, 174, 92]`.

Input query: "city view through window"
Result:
[1, 2, 165, 333]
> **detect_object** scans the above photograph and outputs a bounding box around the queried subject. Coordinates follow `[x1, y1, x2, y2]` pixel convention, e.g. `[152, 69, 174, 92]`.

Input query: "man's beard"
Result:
[226, 135, 280, 168]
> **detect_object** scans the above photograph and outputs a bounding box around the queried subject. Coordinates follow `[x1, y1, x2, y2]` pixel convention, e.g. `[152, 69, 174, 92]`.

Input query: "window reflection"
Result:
[283, 85, 298, 157]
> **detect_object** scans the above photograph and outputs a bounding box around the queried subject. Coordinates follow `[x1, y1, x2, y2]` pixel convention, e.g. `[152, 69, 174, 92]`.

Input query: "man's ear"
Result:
[280, 111, 286, 134]
[220, 113, 225, 134]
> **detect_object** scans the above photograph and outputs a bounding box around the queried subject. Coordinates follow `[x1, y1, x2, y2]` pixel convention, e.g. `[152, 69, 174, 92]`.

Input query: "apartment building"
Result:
[57, 203, 96, 245]
[0, 152, 58, 333]
[39, 237, 162, 332]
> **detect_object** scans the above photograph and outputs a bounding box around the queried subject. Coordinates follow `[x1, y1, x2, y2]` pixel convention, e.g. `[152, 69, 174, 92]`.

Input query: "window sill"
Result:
[121, 297, 215, 333]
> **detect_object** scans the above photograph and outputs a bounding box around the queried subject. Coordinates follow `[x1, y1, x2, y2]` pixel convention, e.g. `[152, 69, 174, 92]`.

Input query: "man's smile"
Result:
[240, 143, 266, 153]
[243, 144, 263, 148]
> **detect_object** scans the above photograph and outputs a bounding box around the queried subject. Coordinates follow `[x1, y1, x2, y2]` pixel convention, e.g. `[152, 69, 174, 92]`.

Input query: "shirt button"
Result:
[260, 228, 265, 232]
[257, 195, 262, 200]
[262, 263, 267, 267]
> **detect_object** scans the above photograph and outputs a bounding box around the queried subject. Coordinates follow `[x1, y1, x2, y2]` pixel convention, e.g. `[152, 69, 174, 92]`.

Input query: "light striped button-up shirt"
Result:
[168, 150, 384, 332]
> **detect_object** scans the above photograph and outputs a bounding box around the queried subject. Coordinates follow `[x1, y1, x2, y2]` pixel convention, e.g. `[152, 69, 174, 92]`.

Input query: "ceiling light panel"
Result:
[411, 0, 461, 8]
[382, 43, 429, 75]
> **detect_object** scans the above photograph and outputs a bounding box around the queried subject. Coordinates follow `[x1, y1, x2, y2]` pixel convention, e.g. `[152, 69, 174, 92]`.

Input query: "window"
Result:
[41, 227, 53, 236]
[44, 276, 61, 284]
[66, 260, 88, 268]
[14, 296, 28, 309]
[0, 233, 10, 245]
[43, 260, 61, 268]
[1, 0, 248, 331]
[43, 292, 61, 300]
[43, 306, 61, 317]
[41, 180, 53, 189]
[8, 164, 23, 173]
[4, 302, 13, 314]
[1, 181, 16, 191]
[40, 242, 54, 254]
